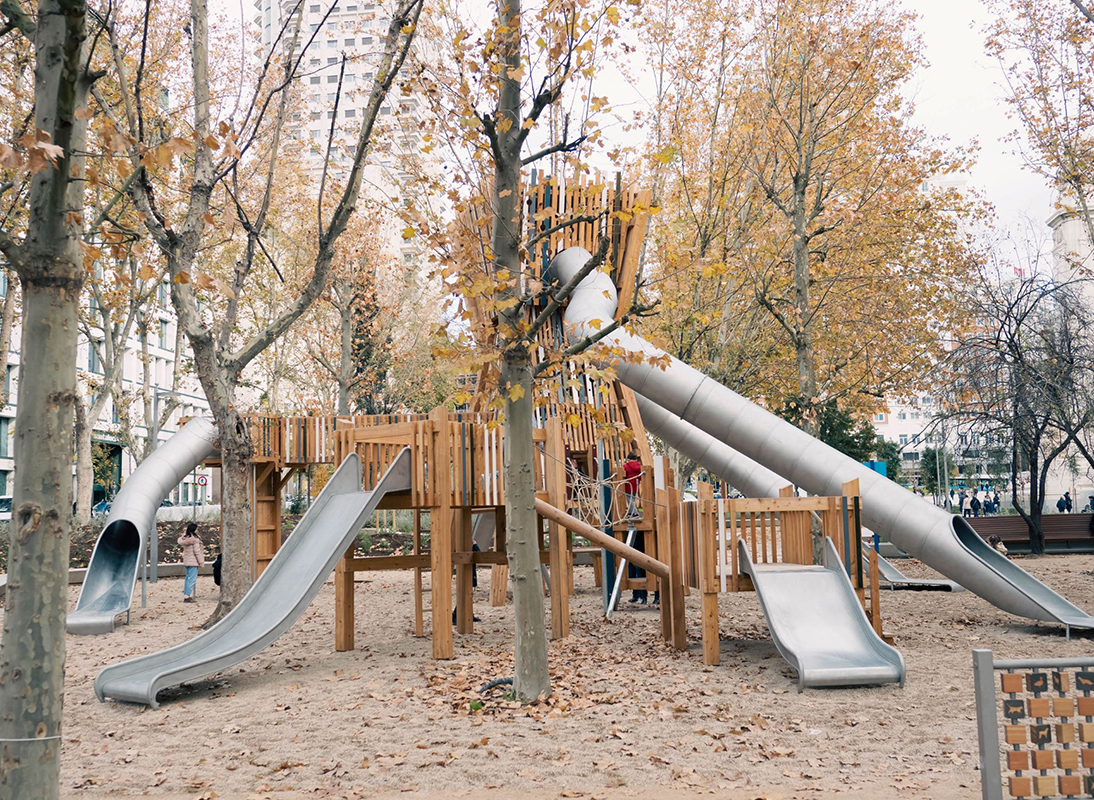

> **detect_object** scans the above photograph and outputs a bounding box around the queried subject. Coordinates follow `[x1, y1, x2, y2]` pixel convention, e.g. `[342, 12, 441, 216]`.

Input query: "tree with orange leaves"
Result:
[643, 0, 984, 439]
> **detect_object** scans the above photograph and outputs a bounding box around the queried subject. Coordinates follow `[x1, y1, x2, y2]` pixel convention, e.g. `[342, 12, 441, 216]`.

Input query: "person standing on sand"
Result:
[178, 522, 204, 602]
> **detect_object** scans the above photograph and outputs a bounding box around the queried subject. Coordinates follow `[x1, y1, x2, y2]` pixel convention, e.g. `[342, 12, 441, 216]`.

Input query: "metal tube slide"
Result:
[94, 449, 412, 708]
[68, 417, 219, 635]
[552, 246, 1094, 630]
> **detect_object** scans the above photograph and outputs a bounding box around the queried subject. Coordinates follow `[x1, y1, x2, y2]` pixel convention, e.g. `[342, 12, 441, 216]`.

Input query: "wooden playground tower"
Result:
[228, 174, 889, 665]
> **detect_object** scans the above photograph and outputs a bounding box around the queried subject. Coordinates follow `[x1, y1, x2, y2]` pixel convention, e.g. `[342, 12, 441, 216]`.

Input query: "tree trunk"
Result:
[502, 347, 550, 701]
[488, 0, 550, 703]
[0, 0, 89, 793]
[205, 406, 253, 625]
[791, 191, 818, 434]
[337, 299, 353, 415]
[74, 398, 93, 522]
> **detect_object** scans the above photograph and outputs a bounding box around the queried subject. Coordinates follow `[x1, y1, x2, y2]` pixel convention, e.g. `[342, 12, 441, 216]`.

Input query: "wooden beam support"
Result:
[534, 498, 669, 579]
[697, 482, 719, 666]
[429, 407, 454, 659]
[335, 542, 355, 651]
[456, 507, 474, 634]
[546, 417, 570, 639]
[413, 508, 424, 637]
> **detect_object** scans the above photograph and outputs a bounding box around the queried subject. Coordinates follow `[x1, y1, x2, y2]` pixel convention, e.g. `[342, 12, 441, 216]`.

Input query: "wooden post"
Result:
[335, 542, 355, 651]
[869, 545, 883, 636]
[546, 416, 569, 639]
[429, 407, 454, 659]
[655, 477, 673, 643]
[490, 505, 508, 607]
[698, 482, 720, 666]
[841, 479, 866, 608]
[456, 507, 474, 633]
[665, 483, 687, 651]
[413, 508, 424, 637]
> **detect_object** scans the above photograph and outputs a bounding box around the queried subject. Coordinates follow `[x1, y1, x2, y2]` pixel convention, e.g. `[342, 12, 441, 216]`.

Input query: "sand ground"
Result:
[17, 553, 1094, 800]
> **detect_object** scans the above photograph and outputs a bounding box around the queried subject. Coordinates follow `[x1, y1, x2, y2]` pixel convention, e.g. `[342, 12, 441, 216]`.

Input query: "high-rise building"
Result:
[252, 0, 428, 267]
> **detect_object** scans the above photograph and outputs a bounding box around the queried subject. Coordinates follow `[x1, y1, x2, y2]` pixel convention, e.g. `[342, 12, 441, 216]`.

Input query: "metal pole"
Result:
[605, 526, 637, 618]
[150, 391, 160, 582]
[972, 649, 1003, 800]
[141, 533, 148, 608]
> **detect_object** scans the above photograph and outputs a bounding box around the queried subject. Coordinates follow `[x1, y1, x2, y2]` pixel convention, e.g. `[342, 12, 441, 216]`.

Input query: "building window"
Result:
[897, 412, 906, 420]
[327, 39, 336, 47]
[0, 469, 8, 495]
[0, 418, 10, 458]
[327, 56, 337, 64]
[310, 23, 318, 31]
[4, 365, 13, 400]
[362, 36, 372, 44]
[344, 37, 354, 46]
[0, 271, 7, 298]
[873, 413, 884, 422]
[88, 345, 103, 375]
[899, 434, 908, 446]
[327, 74, 338, 82]
[380, 106, 390, 115]
[310, 76, 320, 84]
[344, 109, 355, 118]
[327, 110, 335, 118]
[159, 320, 169, 349]
[309, 3, 319, 10]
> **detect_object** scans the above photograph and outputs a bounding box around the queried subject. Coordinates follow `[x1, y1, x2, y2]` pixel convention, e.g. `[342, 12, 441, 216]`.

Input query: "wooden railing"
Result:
[686, 480, 884, 648]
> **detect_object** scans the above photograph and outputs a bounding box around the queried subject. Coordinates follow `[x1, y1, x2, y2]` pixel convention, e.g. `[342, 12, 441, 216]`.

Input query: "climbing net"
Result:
[538, 444, 649, 529]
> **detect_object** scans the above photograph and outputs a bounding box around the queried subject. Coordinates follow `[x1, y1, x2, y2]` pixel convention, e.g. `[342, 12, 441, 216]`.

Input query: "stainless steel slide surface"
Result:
[94, 449, 411, 708]
[68, 417, 219, 635]
[740, 537, 905, 690]
[870, 547, 964, 592]
[552, 246, 1094, 631]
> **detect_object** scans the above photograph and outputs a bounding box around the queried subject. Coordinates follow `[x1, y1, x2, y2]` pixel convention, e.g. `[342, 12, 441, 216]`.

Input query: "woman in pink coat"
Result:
[177, 522, 204, 602]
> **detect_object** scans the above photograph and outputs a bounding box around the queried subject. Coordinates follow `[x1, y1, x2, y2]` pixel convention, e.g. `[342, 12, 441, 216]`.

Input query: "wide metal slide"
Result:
[95, 449, 411, 708]
[740, 538, 905, 690]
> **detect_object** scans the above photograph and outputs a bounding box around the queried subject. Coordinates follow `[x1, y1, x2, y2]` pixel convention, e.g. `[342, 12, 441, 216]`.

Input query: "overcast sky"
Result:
[220, 0, 1054, 234]
[909, 0, 1052, 232]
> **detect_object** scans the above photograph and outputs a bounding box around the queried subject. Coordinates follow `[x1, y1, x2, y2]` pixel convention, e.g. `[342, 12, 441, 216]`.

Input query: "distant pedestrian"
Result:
[962, 491, 972, 518]
[1057, 495, 1068, 513]
[993, 491, 1001, 512]
[177, 522, 203, 602]
[970, 492, 981, 518]
[1065, 492, 1073, 513]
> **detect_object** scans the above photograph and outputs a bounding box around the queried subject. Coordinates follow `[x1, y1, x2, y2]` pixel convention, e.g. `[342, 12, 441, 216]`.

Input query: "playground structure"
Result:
[87, 173, 1094, 707]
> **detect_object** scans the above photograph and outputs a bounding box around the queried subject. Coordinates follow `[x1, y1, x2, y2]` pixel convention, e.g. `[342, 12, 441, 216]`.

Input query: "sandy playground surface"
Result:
[14, 552, 1094, 800]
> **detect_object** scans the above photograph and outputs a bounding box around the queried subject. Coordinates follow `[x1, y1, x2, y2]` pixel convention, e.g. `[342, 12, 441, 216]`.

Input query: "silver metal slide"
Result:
[870, 547, 964, 593]
[68, 417, 219, 635]
[740, 537, 905, 690]
[94, 449, 411, 708]
[552, 246, 1094, 633]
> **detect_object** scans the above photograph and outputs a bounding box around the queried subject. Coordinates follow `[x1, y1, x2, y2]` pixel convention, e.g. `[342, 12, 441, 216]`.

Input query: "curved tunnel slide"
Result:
[552, 246, 1094, 634]
[68, 417, 219, 635]
[95, 449, 411, 708]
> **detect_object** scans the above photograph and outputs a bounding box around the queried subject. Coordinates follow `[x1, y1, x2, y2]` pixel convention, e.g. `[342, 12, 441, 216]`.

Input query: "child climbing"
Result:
[178, 522, 204, 602]
[622, 451, 648, 605]
[623, 451, 642, 521]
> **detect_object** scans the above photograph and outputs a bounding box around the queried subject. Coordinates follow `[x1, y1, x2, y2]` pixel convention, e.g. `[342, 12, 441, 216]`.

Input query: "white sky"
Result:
[908, 0, 1053, 232]
[216, 0, 1056, 234]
